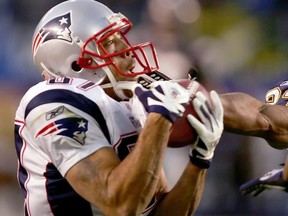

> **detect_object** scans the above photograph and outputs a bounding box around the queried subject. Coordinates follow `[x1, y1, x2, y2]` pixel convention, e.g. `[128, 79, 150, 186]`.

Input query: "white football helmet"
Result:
[32, 0, 159, 99]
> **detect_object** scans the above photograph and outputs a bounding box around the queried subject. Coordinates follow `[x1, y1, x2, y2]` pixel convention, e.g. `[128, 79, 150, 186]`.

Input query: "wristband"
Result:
[189, 155, 210, 169]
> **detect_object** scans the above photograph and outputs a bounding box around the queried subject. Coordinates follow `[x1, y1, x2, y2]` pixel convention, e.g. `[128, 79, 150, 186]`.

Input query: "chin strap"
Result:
[137, 71, 171, 89]
[101, 70, 172, 100]
[100, 65, 140, 100]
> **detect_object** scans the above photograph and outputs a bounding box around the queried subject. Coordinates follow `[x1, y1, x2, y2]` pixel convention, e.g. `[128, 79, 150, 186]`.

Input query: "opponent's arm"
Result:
[235, 84, 288, 196]
[239, 167, 288, 196]
[220, 92, 288, 149]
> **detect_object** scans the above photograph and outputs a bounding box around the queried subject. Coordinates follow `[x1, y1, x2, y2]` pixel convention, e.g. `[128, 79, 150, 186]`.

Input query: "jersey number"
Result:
[265, 87, 288, 106]
[47, 78, 97, 91]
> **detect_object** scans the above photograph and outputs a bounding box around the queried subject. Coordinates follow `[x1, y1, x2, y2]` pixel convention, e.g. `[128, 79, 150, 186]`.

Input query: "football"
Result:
[168, 79, 212, 148]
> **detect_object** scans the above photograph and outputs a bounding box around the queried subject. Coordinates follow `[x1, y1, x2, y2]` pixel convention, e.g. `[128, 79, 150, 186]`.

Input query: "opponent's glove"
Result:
[239, 168, 288, 196]
[187, 91, 224, 168]
[134, 81, 190, 123]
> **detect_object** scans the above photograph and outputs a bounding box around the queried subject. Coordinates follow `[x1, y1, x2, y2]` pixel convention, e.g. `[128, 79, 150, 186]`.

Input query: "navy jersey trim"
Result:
[14, 124, 29, 198]
[24, 89, 111, 144]
[116, 134, 138, 160]
[44, 163, 93, 216]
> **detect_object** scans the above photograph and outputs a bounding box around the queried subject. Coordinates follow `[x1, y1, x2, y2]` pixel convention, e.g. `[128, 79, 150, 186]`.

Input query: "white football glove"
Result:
[134, 81, 190, 122]
[188, 90, 224, 168]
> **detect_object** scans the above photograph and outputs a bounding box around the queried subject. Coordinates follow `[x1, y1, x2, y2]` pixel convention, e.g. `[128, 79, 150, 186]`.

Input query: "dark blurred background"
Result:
[1, 0, 288, 215]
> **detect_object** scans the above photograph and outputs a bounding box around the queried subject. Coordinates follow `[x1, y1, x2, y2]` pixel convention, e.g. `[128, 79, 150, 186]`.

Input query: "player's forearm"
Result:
[220, 92, 269, 135]
[151, 162, 206, 216]
[221, 93, 288, 149]
[108, 113, 171, 214]
[259, 104, 288, 149]
[283, 156, 288, 181]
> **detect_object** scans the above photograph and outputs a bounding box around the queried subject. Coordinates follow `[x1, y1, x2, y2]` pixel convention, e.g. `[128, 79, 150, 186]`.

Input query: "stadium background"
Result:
[1, 0, 288, 215]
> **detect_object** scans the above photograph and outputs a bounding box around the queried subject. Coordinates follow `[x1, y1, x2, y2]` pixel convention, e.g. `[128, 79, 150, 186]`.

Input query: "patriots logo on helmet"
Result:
[36, 117, 88, 145]
[32, 12, 72, 56]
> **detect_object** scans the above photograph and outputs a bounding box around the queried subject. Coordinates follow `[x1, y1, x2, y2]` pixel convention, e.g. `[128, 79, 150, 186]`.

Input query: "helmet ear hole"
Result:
[71, 61, 82, 72]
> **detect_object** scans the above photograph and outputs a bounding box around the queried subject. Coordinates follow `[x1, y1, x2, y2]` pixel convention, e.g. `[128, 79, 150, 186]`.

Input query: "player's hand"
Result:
[134, 81, 190, 123]
[240, 168, 288, 196]
[187, 90, 224, 168]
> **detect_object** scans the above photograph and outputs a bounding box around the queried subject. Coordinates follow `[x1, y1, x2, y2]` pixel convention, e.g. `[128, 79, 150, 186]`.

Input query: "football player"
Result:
[220, 87, 288, 150]
[238, 80, 288, 196]
[14, 0, 224, 215]
[215, 78, 288, 197]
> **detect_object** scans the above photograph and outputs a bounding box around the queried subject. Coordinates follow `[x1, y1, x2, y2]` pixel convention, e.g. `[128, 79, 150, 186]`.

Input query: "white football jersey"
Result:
[14, 77, 155, 215]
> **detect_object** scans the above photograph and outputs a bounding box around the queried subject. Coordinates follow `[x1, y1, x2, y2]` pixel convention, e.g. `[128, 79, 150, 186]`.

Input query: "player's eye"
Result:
[101, 37, 114, 47]
[106, 40, 114, 45]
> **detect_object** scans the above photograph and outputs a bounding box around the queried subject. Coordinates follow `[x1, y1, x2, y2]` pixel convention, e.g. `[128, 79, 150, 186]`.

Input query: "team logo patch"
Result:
[36, 116, 88, 145]
[32, 12, 72, 56]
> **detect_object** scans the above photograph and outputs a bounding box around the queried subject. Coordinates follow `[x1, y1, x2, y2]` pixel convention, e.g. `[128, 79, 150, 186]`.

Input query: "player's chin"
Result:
[117, 70, 138, 81]
[122, 64, 137, 78]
